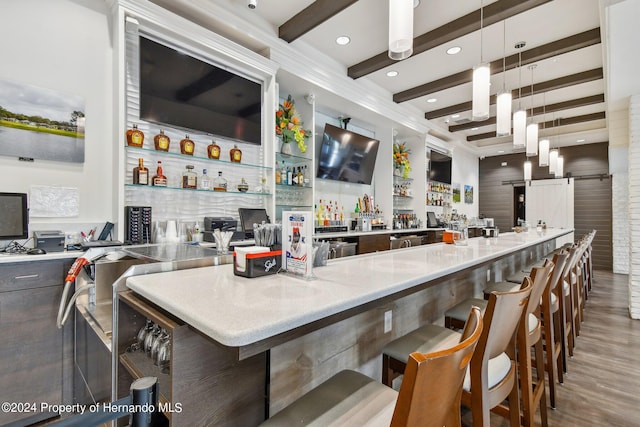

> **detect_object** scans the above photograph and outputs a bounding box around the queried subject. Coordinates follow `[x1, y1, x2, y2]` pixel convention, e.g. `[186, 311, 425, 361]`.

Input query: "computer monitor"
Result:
[238, 208, 270, 238]
[427, 211, 439, 228]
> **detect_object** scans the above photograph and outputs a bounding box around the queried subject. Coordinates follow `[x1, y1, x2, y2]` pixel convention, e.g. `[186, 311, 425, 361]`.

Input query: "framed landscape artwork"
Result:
[0, 79, 85, 163]
[452, 183, 461, 203]
[464, 185, 474, 204]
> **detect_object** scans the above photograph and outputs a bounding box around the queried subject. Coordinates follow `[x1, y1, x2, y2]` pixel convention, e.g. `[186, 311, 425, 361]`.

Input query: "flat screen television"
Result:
[316, 124, 380, 185]
[0, 192, 28, 240]
[139, 36, 262, 145]
[429, 150, 452, 184]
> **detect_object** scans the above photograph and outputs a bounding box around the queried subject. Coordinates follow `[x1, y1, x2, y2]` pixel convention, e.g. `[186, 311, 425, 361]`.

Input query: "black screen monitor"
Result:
[238, 208, 270, 238]
[426, 211, 438, 228]
[139, 36, 262, 145]
[0, 192, 28, 240]
[429, 150, 452, 184]
[316, 123, 380, 185]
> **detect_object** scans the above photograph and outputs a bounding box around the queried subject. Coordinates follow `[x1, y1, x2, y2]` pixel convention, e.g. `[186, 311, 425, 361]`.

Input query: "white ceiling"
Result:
[150, 0, 621, 157]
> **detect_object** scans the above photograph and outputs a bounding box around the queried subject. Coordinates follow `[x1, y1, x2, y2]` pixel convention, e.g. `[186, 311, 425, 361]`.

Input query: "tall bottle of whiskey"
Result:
[230, 144, 242, 163]
[207, 139, 221, 159]
[180, 134, 195, 155]
[182, 165, 197, 189]
[133, 158, 149, 185]
[126, 124, 144, 147]
[151, 161, 167, 187]
[154, 129, 170, 152]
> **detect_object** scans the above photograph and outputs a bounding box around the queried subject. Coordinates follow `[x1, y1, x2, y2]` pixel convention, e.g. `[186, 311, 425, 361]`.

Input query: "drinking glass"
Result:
[144, 324, 161, 358]
[136, 320, 154, 350]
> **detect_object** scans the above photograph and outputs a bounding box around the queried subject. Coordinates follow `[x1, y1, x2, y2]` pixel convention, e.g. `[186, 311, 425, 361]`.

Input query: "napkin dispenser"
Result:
[234, 246, 282, 278]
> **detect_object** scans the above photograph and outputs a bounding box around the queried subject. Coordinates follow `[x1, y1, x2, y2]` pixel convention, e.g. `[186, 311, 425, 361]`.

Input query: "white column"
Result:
[628, 94, 640, 319]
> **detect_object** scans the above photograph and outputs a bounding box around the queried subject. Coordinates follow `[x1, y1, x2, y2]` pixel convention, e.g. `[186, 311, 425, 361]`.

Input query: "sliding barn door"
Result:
[526, 178, 575, 247]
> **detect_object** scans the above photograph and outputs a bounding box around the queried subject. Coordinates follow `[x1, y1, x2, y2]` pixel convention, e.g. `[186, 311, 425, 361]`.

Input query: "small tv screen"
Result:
[429, 151, 452, 184]
[139, 36, 262, 145]
[316, 124, 380, 185]
[0, 192, 28, 240]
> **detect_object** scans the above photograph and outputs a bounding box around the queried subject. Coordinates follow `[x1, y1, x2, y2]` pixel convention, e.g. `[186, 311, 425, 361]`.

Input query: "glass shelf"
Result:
[126, 146, 271, 171]
[276, 184, 312, 189]
[125, 183, 272, 196]
[276, 152, 312, 163]
[393, 175, 414, 182]
[393, 194, 413, 199]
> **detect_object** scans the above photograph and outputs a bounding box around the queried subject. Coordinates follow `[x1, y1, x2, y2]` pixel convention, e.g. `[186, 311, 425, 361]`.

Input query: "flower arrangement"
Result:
[393, 142, 411, 178]
[276, 95, 310, 153]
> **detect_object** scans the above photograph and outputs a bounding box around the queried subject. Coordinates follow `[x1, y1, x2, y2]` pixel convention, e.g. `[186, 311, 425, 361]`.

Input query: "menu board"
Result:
[282, 211, 314, 279]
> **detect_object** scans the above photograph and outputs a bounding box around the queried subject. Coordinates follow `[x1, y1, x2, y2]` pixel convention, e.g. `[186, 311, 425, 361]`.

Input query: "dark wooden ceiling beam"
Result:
[426, 68, 603, 119]
[395, 28, 601, 103]
[448, 94, 605, 132]
[279, 0, 360, 42]
[348, 0, 552, 79]
[466, 112, 606, 141]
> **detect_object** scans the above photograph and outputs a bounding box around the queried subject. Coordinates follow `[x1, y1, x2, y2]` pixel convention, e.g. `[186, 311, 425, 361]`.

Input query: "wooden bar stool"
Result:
[261, 307, 483, 427]
[540, 251, 568, 408]
[383, 283, 532, 427]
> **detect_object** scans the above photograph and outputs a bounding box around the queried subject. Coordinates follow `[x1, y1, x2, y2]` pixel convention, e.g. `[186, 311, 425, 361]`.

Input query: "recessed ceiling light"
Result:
[446, 46, 462, 55]
[501, 161, 508, 166]
[451, 114, 460, 118]
[498, 150, 505, 154]
[386, 70, 399, 77]
[471, 127, 479, 131]
[577, 138, 585, 143]
[427, 98, 437, 103]
[336, 36, 350, 46]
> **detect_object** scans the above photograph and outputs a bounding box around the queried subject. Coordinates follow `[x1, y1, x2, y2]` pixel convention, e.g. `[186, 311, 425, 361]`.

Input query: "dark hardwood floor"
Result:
[462, 270, 640, 426]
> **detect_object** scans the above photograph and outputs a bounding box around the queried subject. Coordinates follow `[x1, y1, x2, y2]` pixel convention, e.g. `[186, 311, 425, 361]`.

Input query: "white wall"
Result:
[450, 147, 479, 220]
[0, 0, 114, 237]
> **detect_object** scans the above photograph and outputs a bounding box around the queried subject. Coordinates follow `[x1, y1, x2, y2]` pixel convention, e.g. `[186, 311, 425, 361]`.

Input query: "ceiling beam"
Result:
[348, 0, 552, 79]
[279, 0, 359, 42]
[448, 94, 605, 132]
[466, 112, 606, 141]
[426, 68, 604, 119]
[395, 28, 601, 103]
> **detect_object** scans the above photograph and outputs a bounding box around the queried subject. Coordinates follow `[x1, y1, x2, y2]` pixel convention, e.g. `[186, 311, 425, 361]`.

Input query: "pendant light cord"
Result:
[502, 21, 506, 91]
[518, 50, 522, 109]
[480, 0, 484, 63]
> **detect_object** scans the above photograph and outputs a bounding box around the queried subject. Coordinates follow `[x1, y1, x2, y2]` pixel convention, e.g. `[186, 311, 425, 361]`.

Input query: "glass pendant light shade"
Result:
[526, 123, 538, 156]
[539, 139, 549, 167]
[549, 149, 558, 174]
[555, 156, 564, 178]
[524, 160, 532, 181]
[388, 0, 414, 60]
[513, 109, 526, 147]
[472, 63, 490, 121]
[496, 91, 512, 136]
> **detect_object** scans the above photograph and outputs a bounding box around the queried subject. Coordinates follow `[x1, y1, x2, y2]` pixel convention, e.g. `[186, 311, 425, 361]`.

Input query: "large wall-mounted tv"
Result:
[139, 36, 262, 145]
[316, 124, 380, 185]
[429, 150, 452, 184]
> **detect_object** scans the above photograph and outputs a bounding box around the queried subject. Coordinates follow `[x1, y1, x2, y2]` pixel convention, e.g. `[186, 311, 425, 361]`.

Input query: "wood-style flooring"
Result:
[462, 270, 640, 427]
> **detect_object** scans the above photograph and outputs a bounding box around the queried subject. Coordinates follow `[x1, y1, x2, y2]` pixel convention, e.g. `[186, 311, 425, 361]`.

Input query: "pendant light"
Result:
[524, 159, 532, 181]
[513, 42, 526, 147]
[472, 0, 490, 121]
[539, 93, 549, 167]
[526, 64, 538, 156]
[496, 20, 512, 136]
[555, 155, 564, 178]
[549, 149, 559, 174]
[388, 0, 414, 60]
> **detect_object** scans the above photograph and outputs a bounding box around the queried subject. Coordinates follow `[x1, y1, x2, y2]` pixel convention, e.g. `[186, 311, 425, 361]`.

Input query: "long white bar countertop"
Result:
[126, 228, 571, 348]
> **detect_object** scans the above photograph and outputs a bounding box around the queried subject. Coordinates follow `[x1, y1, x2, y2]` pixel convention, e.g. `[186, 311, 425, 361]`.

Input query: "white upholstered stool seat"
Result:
[463, 352, 511, 391]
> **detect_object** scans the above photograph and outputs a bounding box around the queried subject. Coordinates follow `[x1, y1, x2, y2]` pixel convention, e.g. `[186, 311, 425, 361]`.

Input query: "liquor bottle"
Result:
[287, 166, 293, 186]
[182, 165, 197, 189]
[154, 130, 170, 152]
[303, 165, 310, 186]
[275, 162, 281, 185]
[207, 140, 221, 159]
[292, 167, 299, 186]
[237, 178, 249, 193]
[133, 158, 149, 185]
[280, 162, 287, 184]
[151, 161, 167, 187]
[297, 167, 304, 187]
[230, 144, 242, 163]
[126, 124, 144, 147]
[200, 169, 211, 191]
[213, 171, 227, 192]
[180, 134, 195, 155]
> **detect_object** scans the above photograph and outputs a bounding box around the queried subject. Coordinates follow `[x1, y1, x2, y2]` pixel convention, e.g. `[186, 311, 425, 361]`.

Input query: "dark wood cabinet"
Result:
[356, 234, 390, 254]
[0, 258, 74, 426]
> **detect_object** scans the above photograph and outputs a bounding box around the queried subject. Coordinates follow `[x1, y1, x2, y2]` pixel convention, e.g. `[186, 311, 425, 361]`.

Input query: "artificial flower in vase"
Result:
[393, 142, 411, 179]
[276, 95, 311, 155]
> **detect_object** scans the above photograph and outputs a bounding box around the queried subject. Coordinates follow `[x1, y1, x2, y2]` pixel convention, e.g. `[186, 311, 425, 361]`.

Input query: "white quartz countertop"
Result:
[126, 228, 571, 348]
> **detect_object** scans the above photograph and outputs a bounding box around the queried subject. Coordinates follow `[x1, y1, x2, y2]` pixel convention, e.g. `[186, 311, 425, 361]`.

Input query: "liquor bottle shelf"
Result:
[125, 183, 272, 196]
[126, 146, 271, 171]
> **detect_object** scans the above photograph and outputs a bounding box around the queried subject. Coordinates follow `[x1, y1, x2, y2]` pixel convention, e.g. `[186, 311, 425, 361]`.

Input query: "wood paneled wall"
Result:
[479, 142, 612, 270]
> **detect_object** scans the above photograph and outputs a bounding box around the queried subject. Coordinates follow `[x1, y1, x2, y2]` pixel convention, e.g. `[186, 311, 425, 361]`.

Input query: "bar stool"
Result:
[540, 251, 568, 408]
[449, 264, 552, 427]
[384, 282, 532, 427]
[260, 307, 483, 427]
